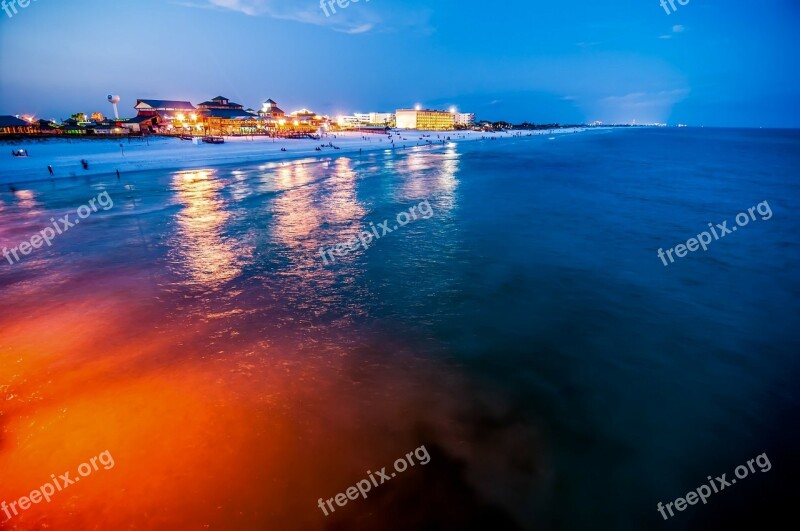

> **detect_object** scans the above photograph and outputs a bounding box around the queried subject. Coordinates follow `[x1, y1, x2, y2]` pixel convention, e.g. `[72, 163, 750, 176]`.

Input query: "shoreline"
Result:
[0, 128, 586, 185]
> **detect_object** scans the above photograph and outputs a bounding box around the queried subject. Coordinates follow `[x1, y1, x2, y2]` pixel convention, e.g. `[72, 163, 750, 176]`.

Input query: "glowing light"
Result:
[415, 104, 422, 111]
[177, 113, 186, 121]
[169, 170, 249, 288]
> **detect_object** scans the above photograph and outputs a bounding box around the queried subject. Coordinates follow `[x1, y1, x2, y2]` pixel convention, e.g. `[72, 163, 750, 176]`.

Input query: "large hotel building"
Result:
[395, 109, 456, 131]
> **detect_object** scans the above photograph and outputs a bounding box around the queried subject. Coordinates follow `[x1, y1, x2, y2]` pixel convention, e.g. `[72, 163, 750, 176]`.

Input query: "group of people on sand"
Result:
[11, 147, 127, 180]
[44, 159, 89, 176]
[44, 162, 121, 180]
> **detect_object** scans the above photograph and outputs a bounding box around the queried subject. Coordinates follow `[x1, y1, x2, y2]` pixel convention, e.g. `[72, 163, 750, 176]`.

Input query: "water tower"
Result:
[107, 94, 121, 119]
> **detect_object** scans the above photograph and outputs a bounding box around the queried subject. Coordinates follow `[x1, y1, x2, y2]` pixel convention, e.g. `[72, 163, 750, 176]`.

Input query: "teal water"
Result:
[1, 128, 798, 530]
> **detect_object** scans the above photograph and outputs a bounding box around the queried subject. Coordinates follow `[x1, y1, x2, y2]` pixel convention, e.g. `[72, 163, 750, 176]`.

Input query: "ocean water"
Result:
[0, 128, 798, 530]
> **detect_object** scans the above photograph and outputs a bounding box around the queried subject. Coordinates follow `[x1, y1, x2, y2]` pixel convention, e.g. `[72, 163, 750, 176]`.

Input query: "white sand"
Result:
[0, 128, 584, 184]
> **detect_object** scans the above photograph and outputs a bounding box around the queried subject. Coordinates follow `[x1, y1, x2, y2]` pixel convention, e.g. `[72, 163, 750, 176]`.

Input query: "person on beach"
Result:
[116, 169, 121, 180]
[48, 165, 54, 176]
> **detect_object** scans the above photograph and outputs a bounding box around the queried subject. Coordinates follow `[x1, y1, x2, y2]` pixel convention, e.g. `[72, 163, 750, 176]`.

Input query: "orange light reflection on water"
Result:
[0, 277, 483, 530]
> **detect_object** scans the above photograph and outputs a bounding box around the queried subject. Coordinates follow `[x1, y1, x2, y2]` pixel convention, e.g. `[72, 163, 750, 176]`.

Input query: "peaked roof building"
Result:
[197, 96, 244, 110]
[259, 98, 285, 120]
[135, 100, 196, 112]
[0, 115, 35, 134]
[197, 96, 256, 119]
[0, 115, 30, 128]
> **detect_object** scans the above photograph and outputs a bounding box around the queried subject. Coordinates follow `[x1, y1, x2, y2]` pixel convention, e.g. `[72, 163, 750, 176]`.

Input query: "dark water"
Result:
[0, 128, 798, 530]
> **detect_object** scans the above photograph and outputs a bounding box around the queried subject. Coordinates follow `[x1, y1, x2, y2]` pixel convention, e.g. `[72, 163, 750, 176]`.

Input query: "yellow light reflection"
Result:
[393, 146, 460, 211]
[168, 170, 251, 288]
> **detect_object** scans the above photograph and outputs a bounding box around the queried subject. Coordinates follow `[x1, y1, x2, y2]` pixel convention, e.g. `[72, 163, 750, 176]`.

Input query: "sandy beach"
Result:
[0, 129, 584, 184]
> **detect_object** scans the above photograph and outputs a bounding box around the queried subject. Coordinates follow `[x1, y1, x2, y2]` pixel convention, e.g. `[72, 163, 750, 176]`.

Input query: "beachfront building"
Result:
[455, 113, 476, 127]
[353, 113, 371, 125]
[0, 115, 37, 135]
[337, 115, 362, 128]
[60, 119, 87, 135]
[336, 112, 395, 129]
[134, 99, 196, 133]
[356, 113, 395, 126]
[258, 99, 286, 125]
[91, 123, 126, 135]
[287, 109, 327, 133]
[37, 119, 62, 135]
[121, 115, 158, 134]
[197, 96, 260, 136]
[369, 112, 395, 126]
[395, 109, 455, 131]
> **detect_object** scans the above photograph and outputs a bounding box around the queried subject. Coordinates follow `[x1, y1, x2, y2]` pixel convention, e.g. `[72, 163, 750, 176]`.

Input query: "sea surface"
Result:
[0, 128, 798, 530]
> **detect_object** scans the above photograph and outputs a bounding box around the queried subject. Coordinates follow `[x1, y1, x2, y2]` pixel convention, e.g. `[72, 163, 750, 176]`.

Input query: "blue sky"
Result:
[0, 0, 798, 126]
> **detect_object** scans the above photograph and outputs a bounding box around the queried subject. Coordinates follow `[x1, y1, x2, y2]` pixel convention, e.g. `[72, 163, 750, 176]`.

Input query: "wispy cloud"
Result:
[659, 24, 686, 39]
[176, 0, 428, 34]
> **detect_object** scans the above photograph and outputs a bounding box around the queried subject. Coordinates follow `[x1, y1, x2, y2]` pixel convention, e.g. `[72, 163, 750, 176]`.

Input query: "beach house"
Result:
[134, 99, 197, 133]
[258, 99, 286, 126]
[121, 115, 158, 135]
[0, 115, 37, 135]
[288, 108, 326, 132]
[196, 96, 259, 136]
